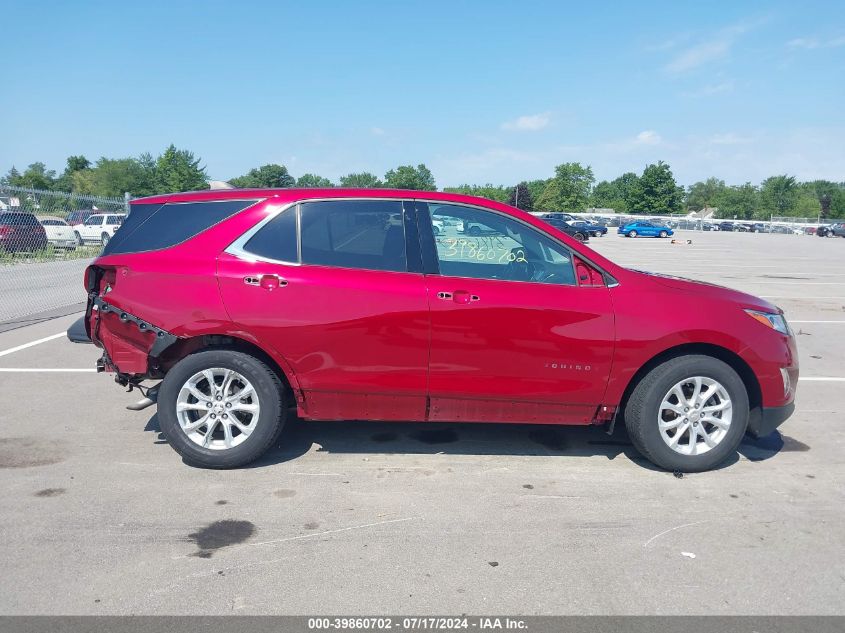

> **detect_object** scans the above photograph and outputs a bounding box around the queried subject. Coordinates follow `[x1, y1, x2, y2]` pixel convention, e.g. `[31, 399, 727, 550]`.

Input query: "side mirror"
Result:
[575, 258, 605, 287]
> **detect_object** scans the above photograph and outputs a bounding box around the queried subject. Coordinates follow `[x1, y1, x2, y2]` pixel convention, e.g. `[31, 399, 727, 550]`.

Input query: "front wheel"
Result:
[628, 230, 638, 238]
[659, 230, 668, 238]
[624, 355, 749, 472]
[157, 349, 286, 469]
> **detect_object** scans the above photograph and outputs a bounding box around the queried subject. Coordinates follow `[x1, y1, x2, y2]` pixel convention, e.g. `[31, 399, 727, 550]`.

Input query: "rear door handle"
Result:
[244, 274, 288, 290]
[437, 290, 479, 304]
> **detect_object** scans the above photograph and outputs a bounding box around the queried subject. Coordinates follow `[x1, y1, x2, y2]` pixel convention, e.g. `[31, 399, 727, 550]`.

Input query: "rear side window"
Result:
[299, 200, 406, 272]
[102, 200, 259, 255]
[242, 206, 298, 263]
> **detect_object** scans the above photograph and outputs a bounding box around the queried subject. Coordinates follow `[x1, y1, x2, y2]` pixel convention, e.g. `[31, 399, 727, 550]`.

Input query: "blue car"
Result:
[617, 220, 674, 238]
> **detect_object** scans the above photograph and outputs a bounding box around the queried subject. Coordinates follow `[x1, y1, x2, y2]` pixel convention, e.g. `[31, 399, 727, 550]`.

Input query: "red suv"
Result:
[69, 189, 798, 471]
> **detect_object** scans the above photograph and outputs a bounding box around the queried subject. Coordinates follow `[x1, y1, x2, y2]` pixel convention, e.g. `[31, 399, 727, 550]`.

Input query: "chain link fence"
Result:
[0, 185, 128, 325]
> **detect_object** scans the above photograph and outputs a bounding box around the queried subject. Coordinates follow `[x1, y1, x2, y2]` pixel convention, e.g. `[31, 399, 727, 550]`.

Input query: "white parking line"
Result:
[799, 377, 845, 382]
[0, 332, 66, 358]
[791, 320, 845, 324]
[0, 368, 96, 373]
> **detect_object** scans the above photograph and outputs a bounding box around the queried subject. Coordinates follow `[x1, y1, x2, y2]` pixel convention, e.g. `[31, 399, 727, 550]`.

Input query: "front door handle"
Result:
[437, 290, 479, 304]
[244, 274, 288, 291]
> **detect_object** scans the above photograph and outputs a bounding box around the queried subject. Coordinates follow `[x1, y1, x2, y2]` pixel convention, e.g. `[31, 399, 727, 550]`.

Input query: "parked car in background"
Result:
[817, 223, 845, 237]
[803, 226, 817, 235]
[69, 188, 798, 473]
[770, 225, 796, 235]
[540, 217, 590, 242]
[617, 220, 674, 238]
[749, 223, 768, 233]
[37, 216, 77, 249]
[540, 212, 576, 222]
[718, 221, 735, 232]
[0, 212, 48, 253]
[569, 220, 607, 237]
[65, 209, 98, 226]
[702, 222, 717, 231]
[73, 213, 125, 246]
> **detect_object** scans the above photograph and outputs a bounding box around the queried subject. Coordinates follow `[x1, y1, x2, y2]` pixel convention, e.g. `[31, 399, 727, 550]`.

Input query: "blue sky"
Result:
[2, 0, 844, 187]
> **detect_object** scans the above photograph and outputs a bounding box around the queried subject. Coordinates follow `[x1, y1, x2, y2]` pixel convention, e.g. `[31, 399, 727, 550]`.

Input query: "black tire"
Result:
[157, 349, 286, 469]
[659, 230, 668, 238]
[468, 225, 481, 236]
[74, 231, 82, 246]
[101, 232, 110, 246]
[574, 232, 586, 242]
[628, 230, 637, 238]
[624, 355, 749, 472]
[593, 231, 601, 237]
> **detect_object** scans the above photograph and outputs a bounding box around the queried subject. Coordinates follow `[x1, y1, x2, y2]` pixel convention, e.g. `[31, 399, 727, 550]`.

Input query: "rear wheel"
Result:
[101, 232, 110, 246]
[628, 230, 637, 238]
[624, 355, 749, 472]
[74, 231, 82, 246]
[468, 225, 481, 236]
[574, 232, 586, 242]
[593, 230, 602, 237]
[157, 349, 286, 469]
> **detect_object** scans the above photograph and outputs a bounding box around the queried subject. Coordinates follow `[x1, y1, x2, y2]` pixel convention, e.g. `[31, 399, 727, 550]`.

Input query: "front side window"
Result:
[426, 203, 576, 285]
[299, 200, 406, 272]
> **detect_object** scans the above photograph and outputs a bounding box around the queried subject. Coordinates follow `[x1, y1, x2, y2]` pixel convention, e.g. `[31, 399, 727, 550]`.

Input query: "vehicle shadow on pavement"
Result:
[144, 414, 800, 471]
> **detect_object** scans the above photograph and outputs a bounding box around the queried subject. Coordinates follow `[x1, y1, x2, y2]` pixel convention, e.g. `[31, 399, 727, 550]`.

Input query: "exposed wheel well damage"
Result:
[156, 335, 296, 404]
[617, 343, 762, 424]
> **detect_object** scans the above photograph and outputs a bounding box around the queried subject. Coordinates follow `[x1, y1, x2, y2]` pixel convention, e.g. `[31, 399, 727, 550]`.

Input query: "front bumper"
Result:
[747, 402, 795, 438]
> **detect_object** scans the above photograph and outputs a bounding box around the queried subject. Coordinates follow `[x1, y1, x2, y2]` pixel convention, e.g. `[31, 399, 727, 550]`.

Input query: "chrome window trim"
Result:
[224, 195, 619, 286]
[224, 201, 300, 266]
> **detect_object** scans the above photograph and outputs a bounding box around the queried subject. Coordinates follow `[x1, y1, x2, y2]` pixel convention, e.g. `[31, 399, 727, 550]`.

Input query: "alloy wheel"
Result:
[176, 368, 261, 450]
[657, 376, 733, 456]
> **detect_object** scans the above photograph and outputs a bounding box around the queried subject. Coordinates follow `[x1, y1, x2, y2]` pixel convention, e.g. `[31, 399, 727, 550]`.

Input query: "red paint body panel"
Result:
[85, 188, 798, 426]
[216, 253, 430, 421]
[426, 277, 614, 424]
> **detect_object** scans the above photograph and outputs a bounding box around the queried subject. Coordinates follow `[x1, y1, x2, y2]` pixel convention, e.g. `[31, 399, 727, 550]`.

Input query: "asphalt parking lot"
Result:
[0, 230, 843, 615]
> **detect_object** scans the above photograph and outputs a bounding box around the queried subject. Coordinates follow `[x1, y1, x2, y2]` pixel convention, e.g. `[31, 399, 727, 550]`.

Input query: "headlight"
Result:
[745, 309, 791, 335]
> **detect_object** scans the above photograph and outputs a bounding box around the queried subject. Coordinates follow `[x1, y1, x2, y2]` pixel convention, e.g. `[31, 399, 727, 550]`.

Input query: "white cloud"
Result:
[664, 17, 767, 74]
[634, 130, 662, 145]
[787, 35, 845, 49]
[665, 40, 732, 73]
[709, 133, 753, 145]
[501, 112, 551, 132]
[370, 127, 386, 136]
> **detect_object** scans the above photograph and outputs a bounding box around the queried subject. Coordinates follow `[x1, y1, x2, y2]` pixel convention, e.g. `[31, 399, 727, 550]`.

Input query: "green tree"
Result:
[7, 162, 56, 190]
[686, 177, 726, 212]
[802, 180, 845, 219]
[88, 157, 155, 197]
[443, 184, 509, 203]
[154, 145, 208, 192]
[713, 183, 759, 219]
[296, 173, 334, 188]
[230, 164, 296, 189]
[384, 164, 436, 190]
[524, 179, 550, 204]
[55, 155, 92, 192]
[1, 166, 21, 186]
[507, 182, 534, 211]
[339, 172, 383, 188]
[630, 161, 682, 214]
[534, 162, 594, 211]
[590, 180, 630, 211]
[759, 175, 799, 217]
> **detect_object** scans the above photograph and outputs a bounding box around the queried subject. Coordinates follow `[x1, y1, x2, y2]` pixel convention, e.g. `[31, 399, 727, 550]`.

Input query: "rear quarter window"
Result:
[102, 199, 260, 255]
